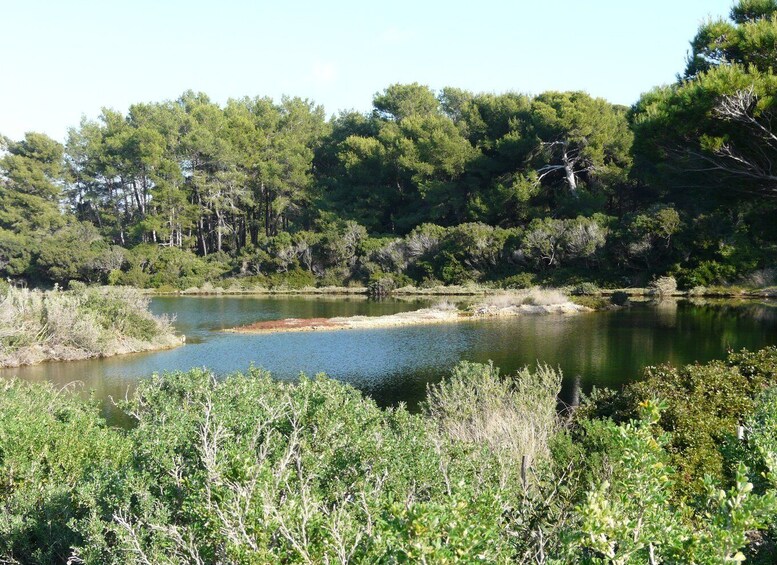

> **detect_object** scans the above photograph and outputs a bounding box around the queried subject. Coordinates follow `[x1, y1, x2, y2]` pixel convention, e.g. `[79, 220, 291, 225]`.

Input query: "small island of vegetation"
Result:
[0, 283, 182, 368]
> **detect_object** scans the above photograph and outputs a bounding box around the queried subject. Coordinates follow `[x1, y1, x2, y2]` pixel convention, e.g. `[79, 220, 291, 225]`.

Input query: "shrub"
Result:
[2, 355, 777, 562]
[675, 260, 738, 288]
[565, 401, 777, 563]
[649, 275, 677, 297]
[610, 290, 630, 305]
[74, 367, 520, 563]
[523, 288, 569, 306]
[581, 347, 777, 496]
[425, 361, 562, 469]
[500, 272, 536, 289]
[521, 216, 607, 269]
[120, 245, 227, 290]
[746, 388, 777, 491]
[368, 275, 396, 297]
[571, 281, 600, 295]
[0, 379, 129, 563]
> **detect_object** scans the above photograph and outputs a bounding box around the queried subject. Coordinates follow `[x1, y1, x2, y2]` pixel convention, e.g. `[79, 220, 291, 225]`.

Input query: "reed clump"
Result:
[477, 288, 571, 310]
[0, 285, 179, 367]
[424, 361, 562, 467]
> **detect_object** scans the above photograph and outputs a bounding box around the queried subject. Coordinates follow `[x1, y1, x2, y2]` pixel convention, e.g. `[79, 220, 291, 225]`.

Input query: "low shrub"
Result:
[571, 281, 600, 295]
[649, 275, 677, 297]
[610, 290, 630, 305]
[2, 353, 777, 562]
[425, 361, 561, 468]
[565, 401, 777, 563]
[581, 347, 777, 497]
[0, 379, 129, 563]
[675, 260, 738, 288]
[523, 288, 569, 306]
[500, 272, 536, 289]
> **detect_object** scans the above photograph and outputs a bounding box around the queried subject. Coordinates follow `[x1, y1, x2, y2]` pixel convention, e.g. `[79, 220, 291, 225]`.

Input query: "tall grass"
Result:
[0, 285, 178, 367]
[477, 288, 571, 309]
[425, 361, 562, 469]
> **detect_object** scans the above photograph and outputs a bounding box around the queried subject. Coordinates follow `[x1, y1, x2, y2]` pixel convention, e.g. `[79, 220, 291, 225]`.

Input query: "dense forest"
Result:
[2, 2, 777, 291]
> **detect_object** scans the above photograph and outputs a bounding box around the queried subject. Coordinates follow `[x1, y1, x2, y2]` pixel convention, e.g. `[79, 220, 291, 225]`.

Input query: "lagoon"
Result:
[1, 296, 776, 414]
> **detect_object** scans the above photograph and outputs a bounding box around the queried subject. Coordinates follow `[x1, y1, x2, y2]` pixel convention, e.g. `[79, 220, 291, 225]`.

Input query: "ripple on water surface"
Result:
[1, 297, 776, 412]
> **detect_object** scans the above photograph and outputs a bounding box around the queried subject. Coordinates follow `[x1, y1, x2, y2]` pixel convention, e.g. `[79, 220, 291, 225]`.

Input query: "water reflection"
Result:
[0, 297, 775, 414]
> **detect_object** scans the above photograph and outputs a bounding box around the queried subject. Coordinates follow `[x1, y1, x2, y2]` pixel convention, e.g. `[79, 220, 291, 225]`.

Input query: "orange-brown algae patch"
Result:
[229, 317, 346, 333]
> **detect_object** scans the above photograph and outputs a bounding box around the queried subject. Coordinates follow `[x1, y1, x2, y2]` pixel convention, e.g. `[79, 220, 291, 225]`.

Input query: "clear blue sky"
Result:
[1, 0, 735, 142]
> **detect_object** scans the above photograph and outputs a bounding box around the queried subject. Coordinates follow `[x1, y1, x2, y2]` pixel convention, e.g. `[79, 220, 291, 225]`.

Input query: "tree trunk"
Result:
[562, 147, 578, 196]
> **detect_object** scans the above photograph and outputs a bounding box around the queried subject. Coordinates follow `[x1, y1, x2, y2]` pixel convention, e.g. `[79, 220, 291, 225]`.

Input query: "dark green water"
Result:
[1, 296, 776, 413]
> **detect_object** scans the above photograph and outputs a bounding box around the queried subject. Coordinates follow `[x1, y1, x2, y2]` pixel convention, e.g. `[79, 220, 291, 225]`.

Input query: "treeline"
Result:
[1, 0, 776, 290]
[3, 349, 777, 562]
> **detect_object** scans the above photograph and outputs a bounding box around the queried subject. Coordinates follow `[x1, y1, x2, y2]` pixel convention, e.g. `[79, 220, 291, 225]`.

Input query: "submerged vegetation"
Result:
[2, 349, 777, 562]
[0, 283, 180, 367]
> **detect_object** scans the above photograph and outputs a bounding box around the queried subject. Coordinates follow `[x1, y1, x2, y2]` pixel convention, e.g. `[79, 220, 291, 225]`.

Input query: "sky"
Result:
[0, 0, 735, 142]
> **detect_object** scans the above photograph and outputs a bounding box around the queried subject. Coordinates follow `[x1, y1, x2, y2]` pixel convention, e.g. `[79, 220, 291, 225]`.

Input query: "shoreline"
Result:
[0, 285, 187, 370]
[0, 335, 186, 369]
[226, 301, 590, 335]
[145, 284, 777, 300]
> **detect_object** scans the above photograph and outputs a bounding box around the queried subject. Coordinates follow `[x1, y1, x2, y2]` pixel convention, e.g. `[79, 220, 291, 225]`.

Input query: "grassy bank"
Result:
[2, 350, 777, 563]
[144, 278, 777, 300]
[0, 284, 182, 368]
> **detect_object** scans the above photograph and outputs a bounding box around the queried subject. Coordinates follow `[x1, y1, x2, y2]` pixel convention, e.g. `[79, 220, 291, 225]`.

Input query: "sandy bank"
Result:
[227, 301, 589, 335]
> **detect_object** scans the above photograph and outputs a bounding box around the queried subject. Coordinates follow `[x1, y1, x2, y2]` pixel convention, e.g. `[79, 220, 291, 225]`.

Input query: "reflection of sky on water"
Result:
[1, 297, 776, 412]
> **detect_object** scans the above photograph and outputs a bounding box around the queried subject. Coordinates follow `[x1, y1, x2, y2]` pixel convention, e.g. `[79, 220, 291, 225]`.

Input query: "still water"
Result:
[2, 296, 776, 412]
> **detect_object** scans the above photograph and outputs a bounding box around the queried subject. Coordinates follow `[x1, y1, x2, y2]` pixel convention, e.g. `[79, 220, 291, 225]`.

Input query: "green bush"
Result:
[1, 352, 777, 562]
[581, 347, 777, 497]
[610, 290, 630, 305]
[675, 260, 739, 288]
[0, 362, 573, 563]
[81, 288, 160, 342]
[0, 380, 129, 563]
[571, 281, 600, 295]
[565, 401, 776, 563]
[119, 245, 227, 290]
[499, 272, 536, 289]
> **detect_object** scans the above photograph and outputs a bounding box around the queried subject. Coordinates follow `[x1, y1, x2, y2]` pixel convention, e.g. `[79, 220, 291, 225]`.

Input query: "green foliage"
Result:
[66, 365, 554, 562]
[119, 244, 227, 289]
[567, 403, 777, 563]
[674, 260, 739, 288]
[745, 387, 777, 492]
[528, 91, 633, 197]
[0, 57, 776, 293]
[0, 379, 129, 563]
[521, 216, 608, 269]
[499, 272, 537, 289]
[35, 223, 125, 284]
[0, 228, 35, 277]
[0, 132, 66, 234]
[582, 347, 777, 497]
[3, 350, 777, 562]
